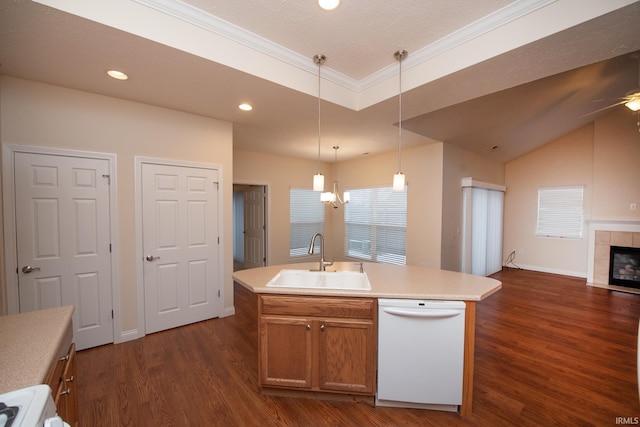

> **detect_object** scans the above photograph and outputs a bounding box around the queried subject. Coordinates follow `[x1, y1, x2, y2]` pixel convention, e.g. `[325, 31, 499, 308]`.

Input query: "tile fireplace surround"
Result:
[587, 219, 640, 293]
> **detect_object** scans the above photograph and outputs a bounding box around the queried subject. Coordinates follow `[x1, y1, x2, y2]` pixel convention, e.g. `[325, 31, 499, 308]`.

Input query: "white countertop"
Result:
[0, 306, 74, 394]
[233, 262, 501, 301]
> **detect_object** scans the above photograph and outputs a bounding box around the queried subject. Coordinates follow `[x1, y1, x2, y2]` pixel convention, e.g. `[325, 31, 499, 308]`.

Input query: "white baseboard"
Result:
[507, 264, 586, 279]
[222, 306, 236, 317]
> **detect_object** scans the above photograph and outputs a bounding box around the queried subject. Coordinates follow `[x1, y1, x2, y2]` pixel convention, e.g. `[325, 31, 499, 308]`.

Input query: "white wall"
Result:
[0, 76, 234, 335]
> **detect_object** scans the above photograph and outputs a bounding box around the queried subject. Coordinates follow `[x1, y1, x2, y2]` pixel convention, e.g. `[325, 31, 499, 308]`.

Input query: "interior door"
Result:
[243, 185, 266, 269]
[14, 152, 114, 350]
[142, 162, 221, 334]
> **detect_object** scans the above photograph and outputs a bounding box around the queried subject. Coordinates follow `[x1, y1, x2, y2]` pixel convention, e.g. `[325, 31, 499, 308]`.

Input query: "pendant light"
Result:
[393, 50, 408, 192]
[321, 146, 350, 209]
[313, 54, 326, 191]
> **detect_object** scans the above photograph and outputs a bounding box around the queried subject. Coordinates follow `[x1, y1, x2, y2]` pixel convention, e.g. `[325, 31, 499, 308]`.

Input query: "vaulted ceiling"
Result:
[1, 0, 639, 163]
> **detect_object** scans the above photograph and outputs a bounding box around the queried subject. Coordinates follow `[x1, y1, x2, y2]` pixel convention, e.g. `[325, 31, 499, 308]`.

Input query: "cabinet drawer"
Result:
[260, 295, 375, 319]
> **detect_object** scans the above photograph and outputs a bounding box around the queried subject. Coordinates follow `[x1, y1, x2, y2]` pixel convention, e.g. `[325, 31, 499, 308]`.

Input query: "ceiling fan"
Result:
[583, 53, 640, 116]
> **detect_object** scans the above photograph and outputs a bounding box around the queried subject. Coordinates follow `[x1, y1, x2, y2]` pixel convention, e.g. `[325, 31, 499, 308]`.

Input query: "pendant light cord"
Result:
[398, 54, 402, 173]
[395, 50, 407, 174]
[318, 59, 321, 173]
[314, 55, 326, 174]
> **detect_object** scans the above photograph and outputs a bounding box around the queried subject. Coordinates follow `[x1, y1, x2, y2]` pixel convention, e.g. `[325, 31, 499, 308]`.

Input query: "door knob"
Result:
[145, 255, 160, 262]
[21, 265, 41, 274]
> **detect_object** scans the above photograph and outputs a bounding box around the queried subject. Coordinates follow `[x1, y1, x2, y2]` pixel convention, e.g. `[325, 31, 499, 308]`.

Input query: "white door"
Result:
[244, 186, 266, 269]
[142, 163, 221, 334]
[14, 152, 114, 350]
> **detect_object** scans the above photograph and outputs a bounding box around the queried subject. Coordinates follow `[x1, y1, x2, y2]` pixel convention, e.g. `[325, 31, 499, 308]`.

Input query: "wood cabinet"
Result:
[258, 295, 377, 396]
[47, 343, 79, 426]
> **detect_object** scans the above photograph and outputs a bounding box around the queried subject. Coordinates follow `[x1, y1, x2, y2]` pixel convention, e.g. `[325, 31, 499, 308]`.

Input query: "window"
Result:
[290, 188, 324, 257]
[536, 186, 584, 239]
[344, 186, 407, 265]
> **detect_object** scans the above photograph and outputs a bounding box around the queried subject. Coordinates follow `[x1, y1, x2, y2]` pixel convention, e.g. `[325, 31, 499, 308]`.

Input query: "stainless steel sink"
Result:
[266, 269, 372, 290]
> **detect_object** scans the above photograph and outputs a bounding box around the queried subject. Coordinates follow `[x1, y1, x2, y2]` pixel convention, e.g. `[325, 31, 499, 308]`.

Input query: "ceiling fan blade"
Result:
[579, 100, 627, 118]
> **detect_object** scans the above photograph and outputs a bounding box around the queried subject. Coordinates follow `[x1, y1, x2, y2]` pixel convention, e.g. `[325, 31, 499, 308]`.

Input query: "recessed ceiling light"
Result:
[239, 103, 253, 111]
[107, 70, 128, 80]
[318, 0, 340, 11]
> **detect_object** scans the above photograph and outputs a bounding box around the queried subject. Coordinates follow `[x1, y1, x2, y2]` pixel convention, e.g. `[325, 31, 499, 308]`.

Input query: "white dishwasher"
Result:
[376, 298, 466, 411]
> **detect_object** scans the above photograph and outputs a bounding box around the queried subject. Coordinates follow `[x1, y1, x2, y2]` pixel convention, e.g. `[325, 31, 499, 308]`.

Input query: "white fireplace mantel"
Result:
[586, 219, 640, 226]
[586, 218, 640, 284]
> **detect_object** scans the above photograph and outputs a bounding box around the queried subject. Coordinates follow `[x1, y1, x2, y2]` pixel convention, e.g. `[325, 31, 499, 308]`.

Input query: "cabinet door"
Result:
[317, 318, 376, 394]
[260, 316, 312, 389]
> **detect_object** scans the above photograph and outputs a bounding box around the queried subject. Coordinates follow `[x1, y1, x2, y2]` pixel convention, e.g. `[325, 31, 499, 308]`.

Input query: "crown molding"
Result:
[359, 0, 557, 92]
[134, 0, 556, 93]
[133, 0, 358, 90]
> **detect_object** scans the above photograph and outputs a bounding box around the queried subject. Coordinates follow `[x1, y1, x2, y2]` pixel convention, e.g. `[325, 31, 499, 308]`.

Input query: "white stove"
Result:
[0, 385, 68, 427]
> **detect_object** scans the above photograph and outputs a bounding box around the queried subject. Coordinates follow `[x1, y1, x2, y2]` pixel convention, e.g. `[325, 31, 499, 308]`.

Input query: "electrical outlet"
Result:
[631, 203, 637, 211]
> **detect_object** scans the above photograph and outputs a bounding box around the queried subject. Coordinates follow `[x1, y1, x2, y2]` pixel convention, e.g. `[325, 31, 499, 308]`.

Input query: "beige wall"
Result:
[233, 149, 332, 265]
[503, 107, 640, 277]
[0, 76, 234, 334]
[441, 144, 505, 272]
[235, 143, 446, 269]
[593, 108, 640, 219]
[336, 143, 445, 268]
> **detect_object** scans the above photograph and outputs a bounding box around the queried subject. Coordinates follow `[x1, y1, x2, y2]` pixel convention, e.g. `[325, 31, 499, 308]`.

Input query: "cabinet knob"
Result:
[59, 355, 69, 362]
[320, 324, 325, 331]
[306, 324, 311, 330]
[59, 388, 71, 396]
[66, 376, 75, 383]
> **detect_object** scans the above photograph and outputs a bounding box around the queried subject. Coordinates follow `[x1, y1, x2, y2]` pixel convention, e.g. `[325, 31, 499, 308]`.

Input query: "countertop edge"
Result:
[233, 262, 502, 302]
[0, 305, 74, 394]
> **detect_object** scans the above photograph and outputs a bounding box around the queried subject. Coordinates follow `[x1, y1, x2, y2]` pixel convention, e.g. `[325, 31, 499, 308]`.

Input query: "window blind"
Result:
[536, 186, 583, 239]
[344, 186, 407, 265]
[290, 188, 324, 257]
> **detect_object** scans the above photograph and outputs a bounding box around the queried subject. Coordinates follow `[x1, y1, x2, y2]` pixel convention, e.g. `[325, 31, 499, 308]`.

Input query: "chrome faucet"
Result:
[308, 232, 333, 271]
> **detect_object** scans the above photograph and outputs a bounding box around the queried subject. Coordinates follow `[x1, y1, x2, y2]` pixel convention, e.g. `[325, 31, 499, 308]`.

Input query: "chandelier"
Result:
[321, 146, 350, 209]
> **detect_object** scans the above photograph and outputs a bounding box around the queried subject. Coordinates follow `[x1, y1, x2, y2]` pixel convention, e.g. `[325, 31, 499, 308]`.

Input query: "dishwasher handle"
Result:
[381, 307, 463, 319]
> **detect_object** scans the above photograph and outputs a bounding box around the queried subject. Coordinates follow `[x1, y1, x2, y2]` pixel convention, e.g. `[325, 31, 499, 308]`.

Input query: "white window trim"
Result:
[536, 185, 584, 239]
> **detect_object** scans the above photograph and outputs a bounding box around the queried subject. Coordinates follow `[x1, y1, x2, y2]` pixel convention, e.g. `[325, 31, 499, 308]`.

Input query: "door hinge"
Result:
[214, 181, 219, 190]
[102, 174, 111, 185]
[217, 290, 221, 297]
[111, 310, 114, 319]
[109, 243, 112, 253]
[218, 237, 220, 244]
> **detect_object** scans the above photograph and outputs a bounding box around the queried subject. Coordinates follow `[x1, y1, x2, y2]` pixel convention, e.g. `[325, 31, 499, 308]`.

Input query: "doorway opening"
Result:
[233, 184, 268, 271]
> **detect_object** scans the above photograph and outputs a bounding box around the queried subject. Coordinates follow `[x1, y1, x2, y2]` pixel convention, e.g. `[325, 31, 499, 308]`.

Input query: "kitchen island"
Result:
[233, 262, 501, 416]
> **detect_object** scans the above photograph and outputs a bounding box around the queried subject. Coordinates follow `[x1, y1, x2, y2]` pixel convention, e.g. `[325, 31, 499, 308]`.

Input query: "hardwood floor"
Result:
[77, 268, 640, 426]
